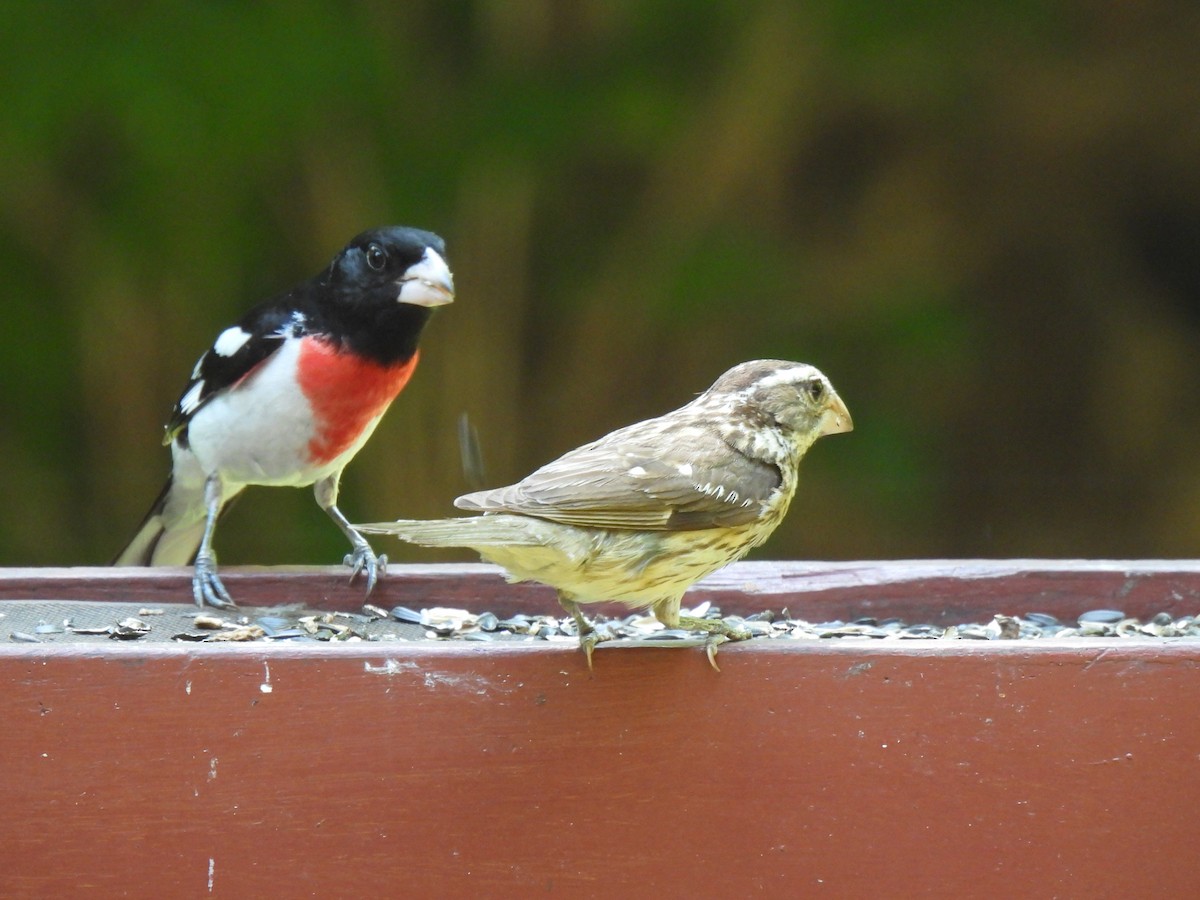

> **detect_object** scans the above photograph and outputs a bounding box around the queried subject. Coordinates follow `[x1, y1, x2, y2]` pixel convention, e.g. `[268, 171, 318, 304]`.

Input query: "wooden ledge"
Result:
[3, 558, 1199, 622]
[3, 561, 1199, 896]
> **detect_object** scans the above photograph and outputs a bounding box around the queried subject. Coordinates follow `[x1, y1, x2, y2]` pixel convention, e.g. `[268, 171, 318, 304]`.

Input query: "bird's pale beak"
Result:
[398, 248, 455, 308]
[820, 392, 853, 436]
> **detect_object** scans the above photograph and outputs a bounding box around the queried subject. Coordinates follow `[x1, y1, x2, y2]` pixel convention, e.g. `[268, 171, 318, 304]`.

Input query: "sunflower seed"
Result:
[1078, 609, 1124, 624]
[390, 606, 423, 624]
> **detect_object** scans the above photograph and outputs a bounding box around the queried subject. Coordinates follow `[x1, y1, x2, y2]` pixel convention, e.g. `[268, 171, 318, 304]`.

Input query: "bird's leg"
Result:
[559, 592, 609, 670]
[315, 472, 386, 593]
[193, 472, 235, 609]
[558, 592, 593, 636]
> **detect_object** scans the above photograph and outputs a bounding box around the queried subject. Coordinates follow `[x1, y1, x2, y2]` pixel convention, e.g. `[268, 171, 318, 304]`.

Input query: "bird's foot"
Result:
[676, 616, 751, 672]
[193, 554, 236, 609]
[344, 545, 387, 594]
[579, 628, 615, 672]
[676, 615, 752, 640]
[703, 635, 730, 672]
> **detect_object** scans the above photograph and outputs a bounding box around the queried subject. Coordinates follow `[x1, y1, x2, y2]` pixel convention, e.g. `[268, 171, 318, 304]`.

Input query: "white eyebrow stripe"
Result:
[752, 366, 819, 391]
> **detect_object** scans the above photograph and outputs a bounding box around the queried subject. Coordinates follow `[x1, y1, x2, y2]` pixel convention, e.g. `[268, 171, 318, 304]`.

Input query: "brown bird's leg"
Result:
[558, 592, 592, 636]
[559, 592, 609, 670]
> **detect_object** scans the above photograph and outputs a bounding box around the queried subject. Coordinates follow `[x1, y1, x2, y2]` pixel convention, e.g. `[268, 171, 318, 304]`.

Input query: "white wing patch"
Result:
[213, 326, 252, 358]
[179, 381, 205, 415]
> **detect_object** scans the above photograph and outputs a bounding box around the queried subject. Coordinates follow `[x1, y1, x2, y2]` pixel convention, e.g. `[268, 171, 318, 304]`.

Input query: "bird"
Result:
[114, 225, 454, 608]
[358, 359, 851, 663]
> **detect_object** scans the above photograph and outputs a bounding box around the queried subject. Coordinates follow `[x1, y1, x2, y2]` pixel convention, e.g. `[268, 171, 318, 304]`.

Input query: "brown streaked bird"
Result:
[359, 360, 852, 664]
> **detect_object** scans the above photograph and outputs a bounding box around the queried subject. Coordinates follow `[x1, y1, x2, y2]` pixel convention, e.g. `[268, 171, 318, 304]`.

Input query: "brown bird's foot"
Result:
[556, 593, 609, 671]
[579, 629, 615, 671]
[676, 615, 752, 640]
[704, 635, 730, 672]
[676, 616, 751, 672]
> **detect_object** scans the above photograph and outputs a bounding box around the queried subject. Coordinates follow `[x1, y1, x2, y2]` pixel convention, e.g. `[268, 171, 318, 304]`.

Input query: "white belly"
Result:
[178, 338, 379, 489]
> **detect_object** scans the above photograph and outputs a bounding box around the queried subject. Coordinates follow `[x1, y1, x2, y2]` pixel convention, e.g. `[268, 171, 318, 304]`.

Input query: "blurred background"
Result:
[2, 1, 1199, 567]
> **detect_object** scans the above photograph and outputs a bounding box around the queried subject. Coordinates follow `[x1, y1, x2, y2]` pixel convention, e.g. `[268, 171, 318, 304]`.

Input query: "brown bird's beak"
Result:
[820, 392, 853, 436]
[398, 248, 455, 308]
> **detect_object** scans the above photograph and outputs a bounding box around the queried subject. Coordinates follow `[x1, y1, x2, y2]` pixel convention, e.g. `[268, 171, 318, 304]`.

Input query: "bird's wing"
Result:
[456, 427, 782, 531]
[163, 303, 306, 445]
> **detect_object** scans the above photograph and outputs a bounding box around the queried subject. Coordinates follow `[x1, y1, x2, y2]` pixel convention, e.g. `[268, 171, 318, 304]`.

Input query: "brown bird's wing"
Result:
[455, 426, 782, 531]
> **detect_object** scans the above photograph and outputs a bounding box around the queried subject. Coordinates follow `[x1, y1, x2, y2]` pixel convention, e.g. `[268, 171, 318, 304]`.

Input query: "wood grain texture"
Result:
[1, 638, 1199, 896]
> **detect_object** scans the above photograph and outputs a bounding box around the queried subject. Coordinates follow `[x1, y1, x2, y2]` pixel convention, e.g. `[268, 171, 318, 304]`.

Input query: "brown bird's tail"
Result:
[357, 514, 550, 549]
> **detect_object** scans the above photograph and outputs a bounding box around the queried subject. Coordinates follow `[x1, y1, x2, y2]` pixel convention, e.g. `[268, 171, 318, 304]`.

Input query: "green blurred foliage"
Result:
[2, 0, 1199, 566]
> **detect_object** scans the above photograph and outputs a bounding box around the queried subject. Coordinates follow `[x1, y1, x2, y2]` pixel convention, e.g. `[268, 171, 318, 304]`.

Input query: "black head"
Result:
[328, 226, 453, 302]
[314, 226, 454, 364]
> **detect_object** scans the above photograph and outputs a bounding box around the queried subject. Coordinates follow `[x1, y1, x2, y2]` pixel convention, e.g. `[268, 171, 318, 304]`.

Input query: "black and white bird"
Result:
[359, 360, 851, 657]
[115, 226, 454, 608]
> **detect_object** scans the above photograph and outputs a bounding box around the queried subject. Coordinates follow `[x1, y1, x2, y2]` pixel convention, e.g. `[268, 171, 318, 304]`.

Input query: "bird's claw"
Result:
[193, 554, 236, 609]
[675, 616, 750, 671]
[705, 634, 730, 672]
[345, 546, 387, 594]
[579, 630, 614, 672]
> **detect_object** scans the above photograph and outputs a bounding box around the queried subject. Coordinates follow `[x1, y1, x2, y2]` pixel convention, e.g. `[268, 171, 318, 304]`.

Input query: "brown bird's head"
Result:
[697, 359, 852, 467]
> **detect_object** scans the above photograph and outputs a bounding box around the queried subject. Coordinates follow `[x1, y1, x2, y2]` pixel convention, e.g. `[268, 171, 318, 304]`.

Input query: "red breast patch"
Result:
[296, 338, 418, 465]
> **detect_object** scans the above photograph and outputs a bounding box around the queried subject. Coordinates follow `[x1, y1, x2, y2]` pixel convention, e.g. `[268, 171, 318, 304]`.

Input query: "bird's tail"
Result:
[357, 514, 548, 550]
[113, 476, 206, 566]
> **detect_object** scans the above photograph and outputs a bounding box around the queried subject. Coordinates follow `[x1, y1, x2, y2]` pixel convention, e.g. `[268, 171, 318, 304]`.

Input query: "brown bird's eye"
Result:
[805, 378, 825, 402]
[366, 243, 387, 270]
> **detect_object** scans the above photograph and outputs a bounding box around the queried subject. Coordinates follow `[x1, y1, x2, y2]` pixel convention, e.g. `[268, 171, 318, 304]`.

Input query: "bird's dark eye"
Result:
[365, 243, 387, 271]
[805, 379, 825, 402]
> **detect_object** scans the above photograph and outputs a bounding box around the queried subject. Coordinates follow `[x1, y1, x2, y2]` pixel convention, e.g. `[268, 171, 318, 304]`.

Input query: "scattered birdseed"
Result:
[4, 600, 1200, 648]
[110, 617, 152, 640]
